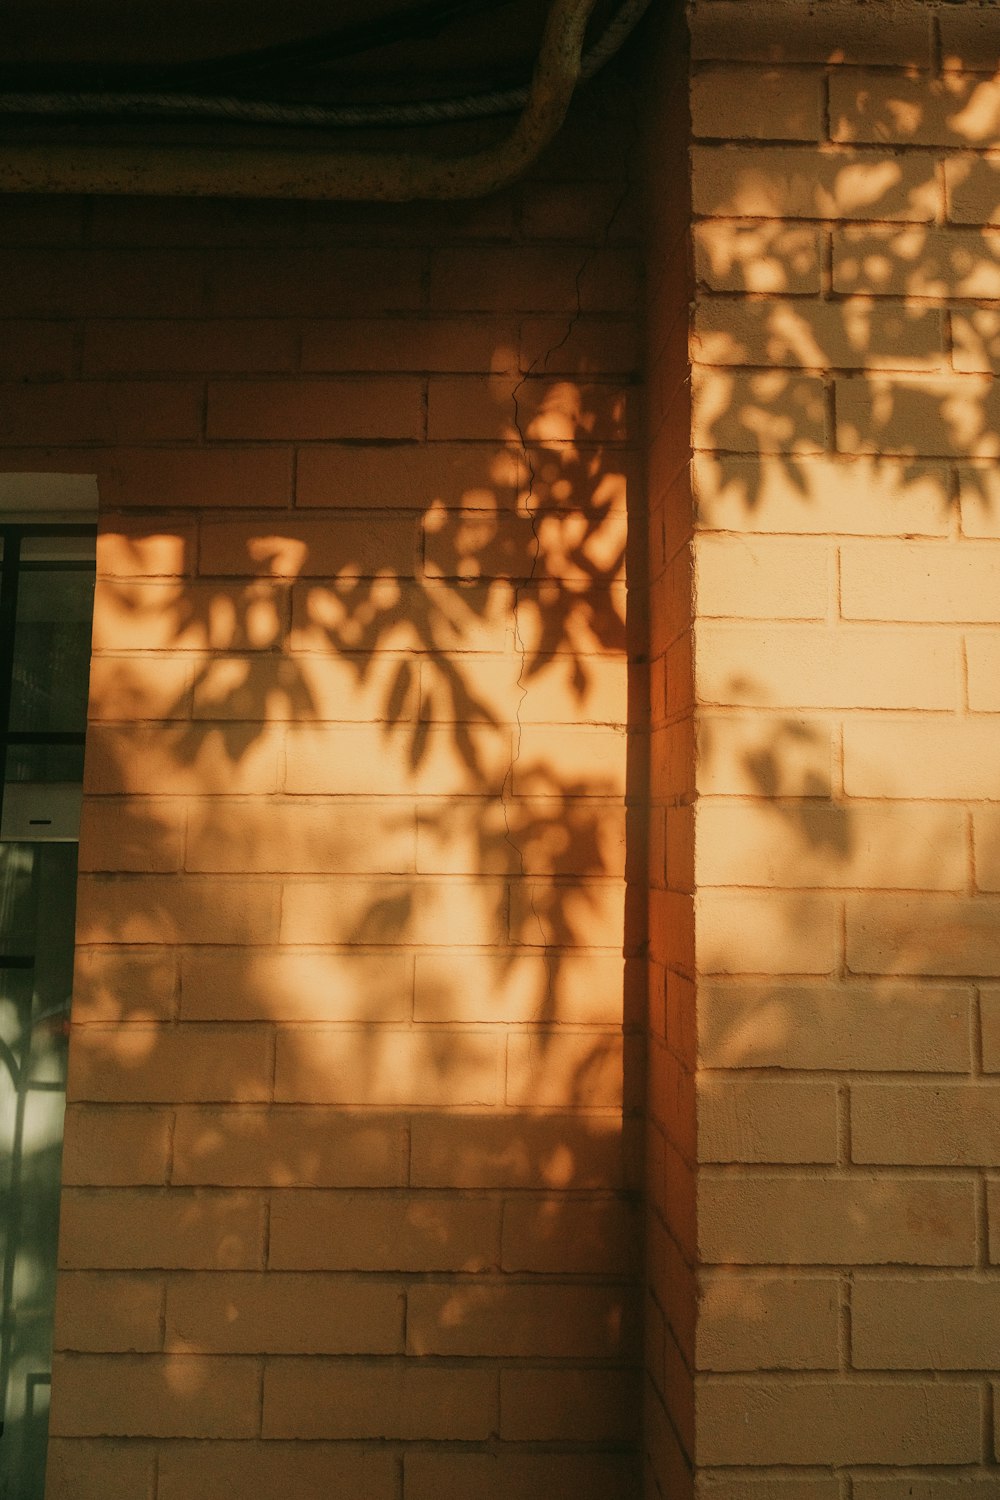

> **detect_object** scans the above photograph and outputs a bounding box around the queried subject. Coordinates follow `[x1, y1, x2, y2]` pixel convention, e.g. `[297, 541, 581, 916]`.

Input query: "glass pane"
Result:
[4, 745, 85, 787]
[0, 845, 36, 957]
[0, 842, 75, 1020]
[9, 569, 95, 735]
[0, 843, 76, 1500]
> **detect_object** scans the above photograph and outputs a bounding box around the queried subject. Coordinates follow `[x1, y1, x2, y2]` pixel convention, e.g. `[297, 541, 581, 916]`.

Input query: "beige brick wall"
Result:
[13, 2, 1000, 1492]
[666, 0, 1000, 1493]
[4, 74, 646, 1500]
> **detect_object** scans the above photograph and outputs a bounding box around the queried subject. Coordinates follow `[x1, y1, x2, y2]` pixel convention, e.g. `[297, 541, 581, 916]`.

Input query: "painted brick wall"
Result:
[0, 75, 647, 1500]
[657, 0, 1000, 1495]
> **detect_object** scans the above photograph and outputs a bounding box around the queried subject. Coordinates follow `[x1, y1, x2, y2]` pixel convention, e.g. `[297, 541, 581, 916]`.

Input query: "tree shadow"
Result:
[643, 40, 1000, 1494]
[36, 292, 646, 1496]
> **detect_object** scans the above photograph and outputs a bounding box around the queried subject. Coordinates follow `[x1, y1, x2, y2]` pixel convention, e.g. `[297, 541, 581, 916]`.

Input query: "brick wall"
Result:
[12, 2, 1000, 1493]
[0, 75, 647, 1500]
[663, 0, 1000, 1494]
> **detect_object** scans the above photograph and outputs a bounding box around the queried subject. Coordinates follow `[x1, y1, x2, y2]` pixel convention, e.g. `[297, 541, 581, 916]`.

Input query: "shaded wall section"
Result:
[642, 1, 697, 1495]
[649, 0, 1000, 1494]
[0, 71, 648, 1500]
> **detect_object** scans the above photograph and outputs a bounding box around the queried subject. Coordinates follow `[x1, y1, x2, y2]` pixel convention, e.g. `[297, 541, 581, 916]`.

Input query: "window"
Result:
[0, 523, 96, 1500]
